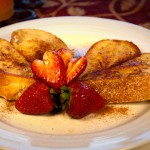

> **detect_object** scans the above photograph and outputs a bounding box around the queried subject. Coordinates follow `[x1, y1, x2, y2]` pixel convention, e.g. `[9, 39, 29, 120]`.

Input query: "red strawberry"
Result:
[31, 50, 66, 92]
[15, 81, 54, 115]
[66, 56, 87, 84]
[57, 48, 73, 69]
[66, 81, 105, 119]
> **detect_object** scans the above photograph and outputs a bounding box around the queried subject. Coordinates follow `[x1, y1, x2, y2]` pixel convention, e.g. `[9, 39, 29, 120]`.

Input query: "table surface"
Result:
[35, 0, 150, 30]
[0, 0, 150, 29]
[0, 0, 150, 150]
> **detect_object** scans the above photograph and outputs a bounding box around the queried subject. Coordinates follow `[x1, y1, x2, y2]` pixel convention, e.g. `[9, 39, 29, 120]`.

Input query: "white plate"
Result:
[0, 16, 150, 150]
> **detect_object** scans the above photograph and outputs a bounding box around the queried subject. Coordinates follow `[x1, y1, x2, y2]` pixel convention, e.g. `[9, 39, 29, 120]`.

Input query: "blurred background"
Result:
[0, 1, 149, 150]
[0, 0, 150, 28]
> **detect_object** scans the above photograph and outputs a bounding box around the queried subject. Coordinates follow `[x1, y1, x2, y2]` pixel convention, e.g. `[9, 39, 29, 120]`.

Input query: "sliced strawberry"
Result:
[66, 56, 87, 84]
[66, 81, 105, 119]
[15, 81, 54, 115]
[57, 48, 73, 69]
[31, 50, 66, 92]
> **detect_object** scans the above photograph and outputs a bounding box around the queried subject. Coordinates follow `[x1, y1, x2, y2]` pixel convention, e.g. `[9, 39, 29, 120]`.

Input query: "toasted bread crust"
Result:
[0, 32, 149, 103]
[82, 75, 150, 103]
[0, 38, 32, 77]
[0, 72, 35, 100]
[81, 39, 141, 76]
[80, 54, 150, 103]
[10, 29, 73, 62]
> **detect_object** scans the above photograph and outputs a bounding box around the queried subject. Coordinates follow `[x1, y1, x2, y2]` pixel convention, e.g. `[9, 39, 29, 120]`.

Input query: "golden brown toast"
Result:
[0, 72, 35, 100]
[80, 53, 150, 103]
[10, 29, 73, 62]
[0, 38, 35, 100]
[0, 33, 149, 104]
[0, 29, 73, 100]
[0, 38, 32, 77]
[81, 39, 141, 76]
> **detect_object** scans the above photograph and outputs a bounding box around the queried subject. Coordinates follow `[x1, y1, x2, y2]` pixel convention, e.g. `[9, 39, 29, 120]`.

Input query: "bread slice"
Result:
[0, 38, 32, 77]
[10, 29, 73, 62]
[80, 53, 150, 103]
[81, 39, 141, 76]
[0, 29, 73, 100]
[0, 72, 35, 100]
[0, 38, 34, 100]
[0, 36, 148, 103]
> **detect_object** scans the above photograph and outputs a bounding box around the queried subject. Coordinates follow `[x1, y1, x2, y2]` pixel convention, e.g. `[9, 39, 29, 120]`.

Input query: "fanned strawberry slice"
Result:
[15, 81, 54, 115]
[57, 48, 73, 69]
[31, 50, 66, 92]
[66, 56, 87, 84]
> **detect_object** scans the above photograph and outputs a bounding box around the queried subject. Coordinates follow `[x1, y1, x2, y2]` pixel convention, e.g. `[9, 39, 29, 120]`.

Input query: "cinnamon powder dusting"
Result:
[0, 100, 16, 122]
[0, 100, 15, 114]
[94, 105, 129, 117]
[0, 100, 129, 117]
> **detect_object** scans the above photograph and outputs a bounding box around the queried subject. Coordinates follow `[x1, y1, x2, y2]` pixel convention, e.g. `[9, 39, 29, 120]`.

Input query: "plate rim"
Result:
[0, 16, 150, 150]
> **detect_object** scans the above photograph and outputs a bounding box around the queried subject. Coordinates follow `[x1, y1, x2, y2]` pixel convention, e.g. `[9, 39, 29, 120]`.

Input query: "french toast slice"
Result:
[0, 38, 34, 100]
[81, 39, 141, 76]
[0, 72, 35, 100]
[80, 53, 150, 103]
[0, 35, 148, 103]
[0, 38, 32, 77]
[10, 29, 73, 62]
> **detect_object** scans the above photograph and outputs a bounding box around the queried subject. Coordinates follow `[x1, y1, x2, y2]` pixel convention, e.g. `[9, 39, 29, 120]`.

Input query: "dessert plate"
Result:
[0, 16, 150, 150]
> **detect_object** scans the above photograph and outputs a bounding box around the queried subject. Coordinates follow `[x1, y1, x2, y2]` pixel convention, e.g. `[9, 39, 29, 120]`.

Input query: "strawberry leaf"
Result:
[50, 88, 60, 109]
[60, 86, 71, 111]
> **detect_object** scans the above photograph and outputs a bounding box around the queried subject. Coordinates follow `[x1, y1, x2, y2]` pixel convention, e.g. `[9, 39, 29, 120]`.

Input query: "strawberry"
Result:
[31, 50, 66, 92]
[66, 56, 87, 84]
[66, 81, 105, 119]
[15, 81, 54, 115]
[57, 48, 73, 69]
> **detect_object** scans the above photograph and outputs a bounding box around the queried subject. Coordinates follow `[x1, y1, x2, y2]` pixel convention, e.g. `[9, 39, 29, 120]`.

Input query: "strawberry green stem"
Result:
[50, 86, 71, 111]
